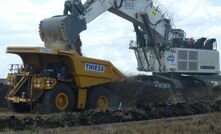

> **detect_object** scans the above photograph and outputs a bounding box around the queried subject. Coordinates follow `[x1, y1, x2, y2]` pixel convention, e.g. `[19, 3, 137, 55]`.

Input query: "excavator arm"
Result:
[39, 0, 185, 71]
[83, 0, 175, 43]
[39, 0, 218, 74]
[40, 0, 182, 50]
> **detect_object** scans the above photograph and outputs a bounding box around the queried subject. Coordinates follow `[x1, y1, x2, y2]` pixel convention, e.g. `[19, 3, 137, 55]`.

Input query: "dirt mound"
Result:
[0, 101, 220, 131]
[1, 76, 221, 131]
[104, 77, 221, 109]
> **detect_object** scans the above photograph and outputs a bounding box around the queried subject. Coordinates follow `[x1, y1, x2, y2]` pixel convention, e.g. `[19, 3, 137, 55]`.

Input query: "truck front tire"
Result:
[42, 84, 74, 113]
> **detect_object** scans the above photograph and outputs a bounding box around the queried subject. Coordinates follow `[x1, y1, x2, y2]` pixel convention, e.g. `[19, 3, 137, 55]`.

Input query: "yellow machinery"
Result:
[6, 47, 124, 113]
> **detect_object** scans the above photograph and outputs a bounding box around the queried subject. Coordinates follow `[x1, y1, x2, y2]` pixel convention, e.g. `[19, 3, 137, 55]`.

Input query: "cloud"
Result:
[0, 0, 63, 46]
[0, 0, 64, 77]
[161, 0, 221, 52]
[0, 0, 221, 78]
[161, 0, 221, 35]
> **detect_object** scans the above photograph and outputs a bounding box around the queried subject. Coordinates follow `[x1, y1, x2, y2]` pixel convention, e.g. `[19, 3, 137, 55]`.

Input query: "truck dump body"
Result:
[7, 47, 125, 88]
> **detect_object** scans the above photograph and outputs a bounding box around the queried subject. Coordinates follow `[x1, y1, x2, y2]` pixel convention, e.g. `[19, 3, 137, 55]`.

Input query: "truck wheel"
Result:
[42, 84, 74, 113]
[8, 102, 31, 113]
[87, 86, 110, 112]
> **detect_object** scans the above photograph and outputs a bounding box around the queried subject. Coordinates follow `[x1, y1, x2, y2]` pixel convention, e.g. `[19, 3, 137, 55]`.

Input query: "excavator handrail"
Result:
[152, 0, 175, 27]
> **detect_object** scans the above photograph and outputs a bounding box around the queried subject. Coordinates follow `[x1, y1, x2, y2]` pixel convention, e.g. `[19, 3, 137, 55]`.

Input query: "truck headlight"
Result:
[45, 80, 53, 84]
[45, 80, 50, 84]
[34, 84, 41, 88]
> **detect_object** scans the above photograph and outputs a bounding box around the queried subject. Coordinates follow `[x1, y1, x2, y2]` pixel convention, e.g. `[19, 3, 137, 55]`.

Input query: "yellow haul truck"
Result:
[6, 47, 125, 113]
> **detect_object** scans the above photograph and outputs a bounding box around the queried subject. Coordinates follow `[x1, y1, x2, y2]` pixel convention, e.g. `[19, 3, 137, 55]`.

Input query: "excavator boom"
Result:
[39, 0, 178, 52]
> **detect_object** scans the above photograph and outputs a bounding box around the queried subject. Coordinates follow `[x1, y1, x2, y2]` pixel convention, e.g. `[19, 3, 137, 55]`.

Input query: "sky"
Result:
[0, 0, 221, 78]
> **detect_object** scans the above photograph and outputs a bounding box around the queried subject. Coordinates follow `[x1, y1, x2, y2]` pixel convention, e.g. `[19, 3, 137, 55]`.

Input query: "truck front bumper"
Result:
[6, 96, 32, 103]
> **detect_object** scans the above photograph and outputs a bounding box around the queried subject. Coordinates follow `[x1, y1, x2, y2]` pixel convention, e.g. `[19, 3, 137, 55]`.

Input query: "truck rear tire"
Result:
[87, 86, 110, 112]
[42, 84, 74, 113]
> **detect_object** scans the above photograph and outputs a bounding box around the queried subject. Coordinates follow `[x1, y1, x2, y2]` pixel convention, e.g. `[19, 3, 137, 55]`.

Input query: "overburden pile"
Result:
[0, 101, 221, 131]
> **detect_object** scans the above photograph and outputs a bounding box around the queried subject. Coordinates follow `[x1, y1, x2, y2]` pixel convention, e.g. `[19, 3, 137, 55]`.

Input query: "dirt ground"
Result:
[1, 112, 221, 134]
[0, 101, 220, 132]
[1, 78, 221, 133]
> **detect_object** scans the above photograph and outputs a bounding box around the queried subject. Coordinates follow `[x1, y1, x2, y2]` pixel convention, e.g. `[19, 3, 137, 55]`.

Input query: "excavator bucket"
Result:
[39, 15, 86, 53]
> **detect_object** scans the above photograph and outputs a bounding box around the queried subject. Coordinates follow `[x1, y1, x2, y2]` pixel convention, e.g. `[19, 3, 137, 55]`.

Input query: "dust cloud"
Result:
[45, 39, 67, 50]
[44, 37, 83, 56]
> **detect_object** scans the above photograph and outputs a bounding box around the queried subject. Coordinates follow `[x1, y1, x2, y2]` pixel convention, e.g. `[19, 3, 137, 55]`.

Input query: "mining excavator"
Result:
[5, 0, 221, 113]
